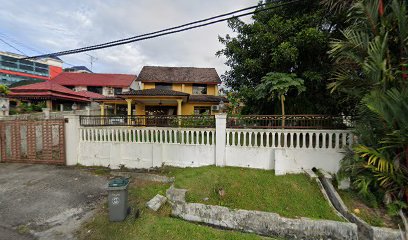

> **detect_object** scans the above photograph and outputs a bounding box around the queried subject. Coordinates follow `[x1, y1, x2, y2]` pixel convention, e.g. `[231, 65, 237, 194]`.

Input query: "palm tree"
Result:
[328, 0, 408, 98]
[327, 0, 408, 218]
[255, 72, 305, 128]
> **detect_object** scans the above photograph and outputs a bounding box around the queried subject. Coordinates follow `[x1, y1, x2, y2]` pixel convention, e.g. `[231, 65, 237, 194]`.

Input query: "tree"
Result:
[328, 0, 408, 214]
[217, 0, 353, 115]
[328, 0, 408, 99]
[0, 84, 10, 95]
[255, 72, 305, 127]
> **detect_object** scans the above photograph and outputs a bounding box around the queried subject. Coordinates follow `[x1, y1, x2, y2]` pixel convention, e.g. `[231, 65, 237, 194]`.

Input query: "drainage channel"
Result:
[312, 168, 403, 240]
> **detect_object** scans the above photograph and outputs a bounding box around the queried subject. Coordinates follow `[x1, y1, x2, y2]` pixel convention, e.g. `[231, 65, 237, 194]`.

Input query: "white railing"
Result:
[226, 129, 353, 150]
[80, 127, 216, 146]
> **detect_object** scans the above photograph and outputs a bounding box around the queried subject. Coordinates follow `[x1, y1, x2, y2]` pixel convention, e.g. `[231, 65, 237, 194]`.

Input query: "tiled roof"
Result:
[8, 81, 90, 102]
[11, 81, 78, 94]
[138, 66, 221, 84]
[119, 89, 189, 96]
[50, 72, 137, 87]
[188, 95, 228, 103]
[7, 91, 89, 102]
[92, 96, 122, 101]
[76, 91, 105, 99]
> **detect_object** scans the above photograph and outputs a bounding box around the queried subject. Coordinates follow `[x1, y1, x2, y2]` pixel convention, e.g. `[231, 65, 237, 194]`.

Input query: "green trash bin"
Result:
[107, 178, 130, 222]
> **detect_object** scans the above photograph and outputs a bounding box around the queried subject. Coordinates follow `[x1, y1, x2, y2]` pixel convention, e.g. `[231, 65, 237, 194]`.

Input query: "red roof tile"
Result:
[9, 81, 90, 102]
[50, 72, 137, 87]
[76, 91, 106, 99]
[8, 91, 89, 102]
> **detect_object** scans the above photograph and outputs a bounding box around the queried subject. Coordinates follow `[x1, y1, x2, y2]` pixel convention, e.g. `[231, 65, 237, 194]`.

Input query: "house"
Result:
[94, 66, 227, 116]
[63, 66, 93, 73]
[50, 72, 138, 97]
[7, 81, 105, 111]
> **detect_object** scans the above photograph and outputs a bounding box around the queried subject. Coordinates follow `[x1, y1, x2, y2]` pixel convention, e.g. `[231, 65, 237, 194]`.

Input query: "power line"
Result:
[29, 1, 271, 58]
[0, 33, 43, 55]
[26, 0, 301, 59]
[0, 38, 26, 55]
[0, 32, 80, 67]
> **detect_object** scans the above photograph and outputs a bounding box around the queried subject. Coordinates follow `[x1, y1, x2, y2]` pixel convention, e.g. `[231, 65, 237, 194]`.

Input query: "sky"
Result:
[0, 0, 255, 77]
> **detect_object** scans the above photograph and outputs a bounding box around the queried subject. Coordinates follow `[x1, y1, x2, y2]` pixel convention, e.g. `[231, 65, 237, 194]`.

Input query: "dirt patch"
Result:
[338, 190, 401, 229]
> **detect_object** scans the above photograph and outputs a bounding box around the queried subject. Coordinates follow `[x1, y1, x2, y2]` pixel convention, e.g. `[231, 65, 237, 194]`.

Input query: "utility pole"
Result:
[85, 53, 97, 71]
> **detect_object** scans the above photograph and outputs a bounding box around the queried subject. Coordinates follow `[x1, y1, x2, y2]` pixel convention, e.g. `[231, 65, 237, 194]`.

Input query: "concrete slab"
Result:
[146, 194, 167, 211]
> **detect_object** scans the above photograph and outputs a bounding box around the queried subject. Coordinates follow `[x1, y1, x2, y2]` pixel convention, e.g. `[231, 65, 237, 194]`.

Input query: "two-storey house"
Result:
[95, 66, 227, 116]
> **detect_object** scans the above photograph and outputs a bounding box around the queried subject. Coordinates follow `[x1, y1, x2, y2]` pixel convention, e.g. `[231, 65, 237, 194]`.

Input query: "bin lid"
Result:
[108, 178, 129, 187]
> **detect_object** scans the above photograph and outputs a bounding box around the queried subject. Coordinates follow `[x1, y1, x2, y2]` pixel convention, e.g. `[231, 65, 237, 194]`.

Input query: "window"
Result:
[114, 88, 122, 95]
[192, 84, 207, 95]
[155, 83, 172, 90]
[88, 86, 103, 94]
[194, 106, 211, 115]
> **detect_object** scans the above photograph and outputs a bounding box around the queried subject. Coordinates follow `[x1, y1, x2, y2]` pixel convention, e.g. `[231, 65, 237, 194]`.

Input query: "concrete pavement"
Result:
[0, 163, 107, 240]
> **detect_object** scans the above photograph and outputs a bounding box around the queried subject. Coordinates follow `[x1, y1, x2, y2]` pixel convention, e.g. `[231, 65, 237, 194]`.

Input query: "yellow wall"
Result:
[142, 83, 218, 96]
[182, 102, 215, 115]
[144, 83, 155, 89]
[172, 83, 182, 92]
[207, 85, 217, 96]
[183, 84, 193, 94]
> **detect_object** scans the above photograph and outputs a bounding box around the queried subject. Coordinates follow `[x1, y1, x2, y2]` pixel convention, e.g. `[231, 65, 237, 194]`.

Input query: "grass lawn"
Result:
[77, 166, 342, 240]
[163, 166, 342, 221]
[77, 180, 272, 240]
[338, 190, 401, 228]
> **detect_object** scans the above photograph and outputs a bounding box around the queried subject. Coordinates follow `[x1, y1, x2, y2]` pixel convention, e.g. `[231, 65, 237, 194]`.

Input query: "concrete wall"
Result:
[274, 149, 345, 175]
[226, 146, 275, 169]
[78, 142, 215, 169]
[71, 118, 353, 175]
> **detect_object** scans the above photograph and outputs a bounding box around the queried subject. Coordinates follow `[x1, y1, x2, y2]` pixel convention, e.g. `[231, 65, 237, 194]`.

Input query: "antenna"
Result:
[85, 53, 97, 71]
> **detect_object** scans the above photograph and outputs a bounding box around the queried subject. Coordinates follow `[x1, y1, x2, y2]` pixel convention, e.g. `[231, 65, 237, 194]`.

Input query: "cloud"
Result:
[0, 0, 255, 76]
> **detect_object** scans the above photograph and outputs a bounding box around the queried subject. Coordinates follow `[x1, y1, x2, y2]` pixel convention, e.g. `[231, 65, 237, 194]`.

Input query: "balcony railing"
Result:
[79, 115, 215, 128]
[227, 115, 353, 129]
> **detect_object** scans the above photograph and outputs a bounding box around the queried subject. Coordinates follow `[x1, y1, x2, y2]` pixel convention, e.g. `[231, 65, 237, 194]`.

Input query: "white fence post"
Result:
[42, 108, 50, 119]
[215, 113, 227, 166]
[65, 115, 80, 165]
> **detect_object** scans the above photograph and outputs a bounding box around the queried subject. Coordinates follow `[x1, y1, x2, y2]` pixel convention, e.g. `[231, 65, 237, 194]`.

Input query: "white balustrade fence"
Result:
[226, 129, 353, 150]
[80, 127, 215, 145]
[65, 114, 354, 175]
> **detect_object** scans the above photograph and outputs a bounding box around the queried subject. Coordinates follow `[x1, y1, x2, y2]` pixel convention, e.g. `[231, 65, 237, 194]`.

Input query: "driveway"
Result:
[0, 163, 106, 240]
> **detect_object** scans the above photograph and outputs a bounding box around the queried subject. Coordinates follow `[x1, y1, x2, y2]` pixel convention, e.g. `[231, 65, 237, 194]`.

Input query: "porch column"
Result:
[100, 103, 105, 116]
[100, 103, 105, 125]
[177, 99, 183, 115]
[46, 100, 52, 110]
[126, 99, 133, 125]
[126, 99, 133, 116]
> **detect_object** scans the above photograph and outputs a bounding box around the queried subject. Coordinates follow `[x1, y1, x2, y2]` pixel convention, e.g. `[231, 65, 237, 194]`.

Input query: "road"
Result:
[0, 163, 106, 240]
